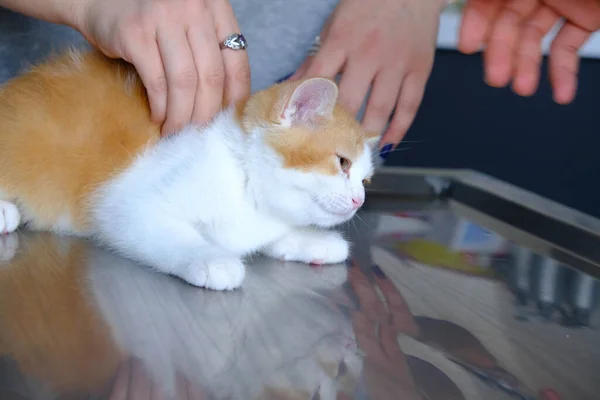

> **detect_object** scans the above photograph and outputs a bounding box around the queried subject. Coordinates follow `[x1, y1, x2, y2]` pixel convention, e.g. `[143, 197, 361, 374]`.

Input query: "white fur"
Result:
[0, 232, 19, 262]
[262, 228, 350, 264]
[0, 200, 20, 234]
[90, 107, 374, 290]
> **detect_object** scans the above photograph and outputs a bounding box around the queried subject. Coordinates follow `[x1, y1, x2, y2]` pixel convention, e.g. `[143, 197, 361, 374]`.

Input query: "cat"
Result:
[0, 49, 378, 290]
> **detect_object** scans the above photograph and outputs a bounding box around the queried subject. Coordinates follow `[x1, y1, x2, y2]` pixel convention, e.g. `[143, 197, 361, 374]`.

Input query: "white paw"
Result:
[0, 233, 19, 262]
[181, 257, 246, 291]
[0, 201, 20, 234]
[267, 230, 349, 265]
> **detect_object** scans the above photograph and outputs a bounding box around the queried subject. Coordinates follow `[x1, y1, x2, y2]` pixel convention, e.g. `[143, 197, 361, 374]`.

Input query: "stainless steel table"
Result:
[0, 168, 598, 400]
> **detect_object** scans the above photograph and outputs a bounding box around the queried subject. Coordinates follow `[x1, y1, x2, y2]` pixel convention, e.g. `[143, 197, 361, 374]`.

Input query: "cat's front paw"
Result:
[180, 257, 246, 291]
[266, 230, 349, 265]
[0, 233, 19, 262]
[0, 201, 20, 234]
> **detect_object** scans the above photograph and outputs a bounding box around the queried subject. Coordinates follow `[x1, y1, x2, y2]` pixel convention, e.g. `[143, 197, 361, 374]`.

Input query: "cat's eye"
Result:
[337, 155, 351, 173]
[362, 178, 371, 186]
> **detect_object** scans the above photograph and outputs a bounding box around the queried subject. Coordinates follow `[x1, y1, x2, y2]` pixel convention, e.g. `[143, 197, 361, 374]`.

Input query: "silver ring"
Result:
[307, 35, 321, 57]
[220, 33, 247, 51]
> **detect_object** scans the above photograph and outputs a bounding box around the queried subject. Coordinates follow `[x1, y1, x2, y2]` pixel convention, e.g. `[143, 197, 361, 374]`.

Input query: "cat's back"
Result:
[0, 49, 160, 233]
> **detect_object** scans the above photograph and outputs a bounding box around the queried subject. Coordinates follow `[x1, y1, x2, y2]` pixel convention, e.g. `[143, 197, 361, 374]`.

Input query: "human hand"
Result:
[290, 0, 447, 149]
[339, 264, 423, 399]
[74, 0, 251, 135]
[108, 358, 207, 399]
[459, 0, 600, 104]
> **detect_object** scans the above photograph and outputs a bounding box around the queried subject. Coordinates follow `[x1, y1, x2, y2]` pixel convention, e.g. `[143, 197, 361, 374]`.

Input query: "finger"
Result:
[341, 280, 363, 310]
[371, 265, 418, 335]
[484, 0, 538, 88]
[182, 5, 225, 126]
[348, 266, 386, 318]
[549, 21, 590, 104]
[458, 0, 504, 54]
[185, 377, 207, 400]
[378, 324, 402, 358]
[326, 288, 354, 310]
[211, 0, 250, 107]
[376, 328, 420, 400]
[156, 24, 198, 135]
[151, 374, 168, 400]
[381, 74, 427, 146]
[543, 0, 600, 32]
[129, 358, 152, 400]
[337, 60, 377, 116]
[151, 386, 168, 400]
[512, 5, 560, 96]
[352, 313, 385, 359]
[303, 34, 347, 79]
[108, 361, 131, 400]
[124, 37, 168, 125]
[173, 373, 189, 400]
[361, 68, 403, 136]
[288, 57, 312, 81]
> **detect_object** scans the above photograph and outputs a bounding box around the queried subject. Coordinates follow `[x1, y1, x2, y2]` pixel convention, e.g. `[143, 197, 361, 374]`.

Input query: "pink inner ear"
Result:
[281, 78, 338, 126]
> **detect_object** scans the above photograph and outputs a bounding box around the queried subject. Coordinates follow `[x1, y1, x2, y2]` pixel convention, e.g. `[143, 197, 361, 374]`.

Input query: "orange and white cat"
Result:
[0, 49, 378, 290]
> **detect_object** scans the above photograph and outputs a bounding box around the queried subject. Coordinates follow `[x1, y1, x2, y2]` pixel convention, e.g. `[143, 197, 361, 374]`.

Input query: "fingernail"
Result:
[371, 264, 386, 278]
[276, 72, 294, 84]
[379, 143, 393, 160]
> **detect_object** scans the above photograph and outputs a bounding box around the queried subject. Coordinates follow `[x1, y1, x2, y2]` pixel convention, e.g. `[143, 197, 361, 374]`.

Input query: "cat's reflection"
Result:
[0, 232, 124, 399]
[0, 232, 361, 400]
[87, 243, 361, 399]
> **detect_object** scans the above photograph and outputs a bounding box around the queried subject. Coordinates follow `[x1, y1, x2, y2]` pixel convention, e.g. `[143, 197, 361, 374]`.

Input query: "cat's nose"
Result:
[351, 197, 364, 209]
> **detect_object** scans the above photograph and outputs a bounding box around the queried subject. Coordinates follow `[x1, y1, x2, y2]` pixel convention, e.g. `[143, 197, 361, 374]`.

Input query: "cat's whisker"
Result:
[378, 147, 413, 158]
[353, 212, 372, 230]
[370, 144, 414, 159]
[349, 219, 357, 236]
[364, 188, 388, 192]
[387, 146, 412, 153]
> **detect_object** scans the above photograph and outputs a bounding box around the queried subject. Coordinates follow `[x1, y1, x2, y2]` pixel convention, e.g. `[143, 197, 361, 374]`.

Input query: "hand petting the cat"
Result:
[75, 0, 251, 136]
[459, 0, 600, 104]
[291, 0, 447, 148]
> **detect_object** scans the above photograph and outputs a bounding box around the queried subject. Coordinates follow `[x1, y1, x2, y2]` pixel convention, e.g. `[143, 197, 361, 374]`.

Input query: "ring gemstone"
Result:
[223, 33, 247, 50]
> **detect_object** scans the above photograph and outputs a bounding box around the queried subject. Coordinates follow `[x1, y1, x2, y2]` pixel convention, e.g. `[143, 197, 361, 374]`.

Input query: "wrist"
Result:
[55, 0, 89, 30]
[0, 0, 86, 28]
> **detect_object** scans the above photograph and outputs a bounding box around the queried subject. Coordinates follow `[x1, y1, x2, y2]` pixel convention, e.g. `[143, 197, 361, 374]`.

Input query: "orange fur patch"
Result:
[0, 49, 160, 233]
[0, 233, 124, 394]
[242, 80, 378, 176]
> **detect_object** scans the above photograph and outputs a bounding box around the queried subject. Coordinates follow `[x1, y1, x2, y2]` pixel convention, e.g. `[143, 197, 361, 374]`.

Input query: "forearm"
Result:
[0, 0, 82, 28]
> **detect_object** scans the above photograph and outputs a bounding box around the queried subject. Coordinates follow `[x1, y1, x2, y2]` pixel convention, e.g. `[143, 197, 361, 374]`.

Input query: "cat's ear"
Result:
[280, 78, 338, 127]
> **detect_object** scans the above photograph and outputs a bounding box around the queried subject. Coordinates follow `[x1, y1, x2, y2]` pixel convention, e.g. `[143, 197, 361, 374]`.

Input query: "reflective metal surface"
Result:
[0, 169, 598, 400]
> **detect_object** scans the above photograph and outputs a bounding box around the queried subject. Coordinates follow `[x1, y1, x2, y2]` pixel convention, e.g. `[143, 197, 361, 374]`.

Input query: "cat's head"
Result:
[241, 78, 379, 228]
